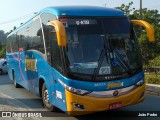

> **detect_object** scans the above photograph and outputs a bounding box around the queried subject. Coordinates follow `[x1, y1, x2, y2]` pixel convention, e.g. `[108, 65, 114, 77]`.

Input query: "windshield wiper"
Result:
[91, 34, 132, 81]
[91, 35, 108, 81]
[92, 49, 105, 81]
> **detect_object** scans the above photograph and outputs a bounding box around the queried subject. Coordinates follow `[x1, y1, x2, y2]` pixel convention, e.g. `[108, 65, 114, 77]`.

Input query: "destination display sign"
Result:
[69, 19, 97, 25]
[61, 18, 97, 27]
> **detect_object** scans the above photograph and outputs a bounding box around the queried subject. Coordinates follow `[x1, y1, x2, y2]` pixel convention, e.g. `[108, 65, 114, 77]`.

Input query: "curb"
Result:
[146, 84, 160, 95]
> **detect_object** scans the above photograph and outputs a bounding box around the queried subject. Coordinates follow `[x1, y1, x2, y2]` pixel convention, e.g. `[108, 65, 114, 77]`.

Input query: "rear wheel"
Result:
[42, 83, 56, 111]
[13, 71, 20, 88]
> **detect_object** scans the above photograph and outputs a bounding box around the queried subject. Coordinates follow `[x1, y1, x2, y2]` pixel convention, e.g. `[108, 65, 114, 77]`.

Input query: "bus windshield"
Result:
[63, 17, 142, 81]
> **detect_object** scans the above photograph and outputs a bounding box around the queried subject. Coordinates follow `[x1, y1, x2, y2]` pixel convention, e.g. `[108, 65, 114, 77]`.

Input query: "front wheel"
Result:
[42, 83, 56, 111]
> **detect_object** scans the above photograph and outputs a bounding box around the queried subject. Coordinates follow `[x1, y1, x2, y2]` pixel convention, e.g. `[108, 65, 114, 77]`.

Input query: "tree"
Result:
[0, 44, 6, 58]
[0, 30, 6, 58]
[0, 30, 6, 42]
[116, 1, 134, 16]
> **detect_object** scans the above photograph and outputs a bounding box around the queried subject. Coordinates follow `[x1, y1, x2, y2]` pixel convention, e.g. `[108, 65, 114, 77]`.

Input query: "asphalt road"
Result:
[0, 74, 160, 120]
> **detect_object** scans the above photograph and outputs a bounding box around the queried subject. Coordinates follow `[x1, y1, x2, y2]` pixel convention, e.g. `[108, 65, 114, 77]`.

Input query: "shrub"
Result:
[145, 74, 160, 84]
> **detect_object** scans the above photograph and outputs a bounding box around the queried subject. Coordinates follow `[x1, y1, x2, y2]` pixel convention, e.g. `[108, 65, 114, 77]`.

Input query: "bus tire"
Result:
[13, 71, 20, 88]
[42, 83, 56, 112]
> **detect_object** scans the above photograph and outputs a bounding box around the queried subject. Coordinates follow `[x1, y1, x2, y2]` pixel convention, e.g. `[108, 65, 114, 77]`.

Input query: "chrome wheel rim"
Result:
[43, 89, 51, 106]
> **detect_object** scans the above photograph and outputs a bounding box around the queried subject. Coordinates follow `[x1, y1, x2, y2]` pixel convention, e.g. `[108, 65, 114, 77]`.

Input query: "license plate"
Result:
[109, 102, 122, 110]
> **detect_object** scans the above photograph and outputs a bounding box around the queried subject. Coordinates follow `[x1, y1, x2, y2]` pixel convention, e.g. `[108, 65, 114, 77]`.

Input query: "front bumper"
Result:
[65, 84, 145, 116]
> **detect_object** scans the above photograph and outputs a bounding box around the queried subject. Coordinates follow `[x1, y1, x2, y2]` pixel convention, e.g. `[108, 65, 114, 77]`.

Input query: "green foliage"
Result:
[0, 30, 6, 58]
[115, 1, 134, 16]
[147, 56, 160, 67]
[145, 74, 160, 84]
[0, 30, 6, 42]
[0, 44, 6, 58]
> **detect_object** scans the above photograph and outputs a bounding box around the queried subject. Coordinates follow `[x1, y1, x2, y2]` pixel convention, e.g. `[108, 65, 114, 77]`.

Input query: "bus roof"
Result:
[41, 6, 126, 17]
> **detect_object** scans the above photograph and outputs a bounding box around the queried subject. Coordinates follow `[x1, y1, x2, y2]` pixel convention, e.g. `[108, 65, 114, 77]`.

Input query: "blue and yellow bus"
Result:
[6, 6, 154, 115]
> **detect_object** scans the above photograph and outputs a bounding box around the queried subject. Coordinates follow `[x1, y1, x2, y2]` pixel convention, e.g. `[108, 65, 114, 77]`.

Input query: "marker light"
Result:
[135, 80, 144, 86]
[58, 79, 92, 95]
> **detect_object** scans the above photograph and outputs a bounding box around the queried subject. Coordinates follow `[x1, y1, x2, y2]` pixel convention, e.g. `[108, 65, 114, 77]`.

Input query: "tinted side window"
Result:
[40, 13, 57, 60]
[17, 29, 25, 50]
[17, 29, 27, 51]
[40, 13, 62, 72]
[44, 25, 62, 72]
[50, 26, 62, 71]
[17, 17, 44, 54]
[25, 18, 44, 53]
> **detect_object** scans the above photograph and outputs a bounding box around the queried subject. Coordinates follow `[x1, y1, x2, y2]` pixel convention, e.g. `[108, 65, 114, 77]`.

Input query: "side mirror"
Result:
[131, 20, 154, 42]
[48, 20, 67, 47]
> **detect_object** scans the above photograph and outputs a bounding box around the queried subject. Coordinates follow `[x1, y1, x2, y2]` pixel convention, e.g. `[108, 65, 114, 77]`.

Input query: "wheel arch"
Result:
[39, 77, 46, 98]
[11, 69, 15, 80]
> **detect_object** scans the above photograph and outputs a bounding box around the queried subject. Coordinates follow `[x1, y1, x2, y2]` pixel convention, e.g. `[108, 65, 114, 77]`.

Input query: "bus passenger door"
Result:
[45, 25, 57, 107]
[46, 21, 67, 111]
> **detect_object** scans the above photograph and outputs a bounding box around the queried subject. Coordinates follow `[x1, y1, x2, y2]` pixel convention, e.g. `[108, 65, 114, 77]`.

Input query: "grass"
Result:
[145, 74, 160, 85]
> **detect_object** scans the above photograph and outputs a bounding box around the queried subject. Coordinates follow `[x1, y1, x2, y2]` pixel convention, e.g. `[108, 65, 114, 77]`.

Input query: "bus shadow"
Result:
[0, 97, 42, 109]
[74, 109, 141, 120]
[0, 96, 65, 112]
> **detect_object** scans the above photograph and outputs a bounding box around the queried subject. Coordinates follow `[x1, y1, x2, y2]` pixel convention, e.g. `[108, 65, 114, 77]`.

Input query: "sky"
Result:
[0, 0, 160, 33]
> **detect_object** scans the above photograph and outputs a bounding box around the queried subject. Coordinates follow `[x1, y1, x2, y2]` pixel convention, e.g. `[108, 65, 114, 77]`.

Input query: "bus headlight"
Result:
[58, 79, 92, 95]
[135, 80, 144, 86]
